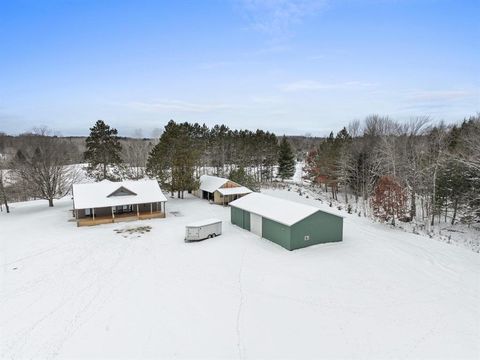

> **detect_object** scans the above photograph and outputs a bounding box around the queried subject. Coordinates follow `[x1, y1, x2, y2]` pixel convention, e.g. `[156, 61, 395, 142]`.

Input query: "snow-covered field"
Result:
[1, 189, 479, 359]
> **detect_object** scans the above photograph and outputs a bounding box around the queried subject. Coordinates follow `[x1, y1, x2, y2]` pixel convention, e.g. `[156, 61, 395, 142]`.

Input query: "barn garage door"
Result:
[250, 213, 262, 237]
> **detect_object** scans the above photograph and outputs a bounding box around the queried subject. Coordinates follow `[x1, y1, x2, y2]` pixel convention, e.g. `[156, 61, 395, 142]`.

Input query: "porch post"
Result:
[111, 207, 115, 223]
[150, 203, 153, 214]
[92, 208, 95, 221]
[137, 204, 139, 217]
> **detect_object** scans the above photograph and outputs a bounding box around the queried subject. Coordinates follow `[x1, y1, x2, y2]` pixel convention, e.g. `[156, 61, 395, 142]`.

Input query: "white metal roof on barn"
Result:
[229, 192, 341, 226]
[199, 175, 230, 193]
[73, 179, 167, 210]
[217, 186, 252, 196]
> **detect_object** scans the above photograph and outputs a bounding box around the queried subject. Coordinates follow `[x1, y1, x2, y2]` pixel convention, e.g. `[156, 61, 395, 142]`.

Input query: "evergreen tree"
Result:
[84, 120, 123, 180]
[304, 132, 340, 198]
[228, 167, 259, 191]
[334, 127, 353, 203]
[146, 120, 200, 198]
[437, 160, 478, 225]
[277, 136, 295, 180]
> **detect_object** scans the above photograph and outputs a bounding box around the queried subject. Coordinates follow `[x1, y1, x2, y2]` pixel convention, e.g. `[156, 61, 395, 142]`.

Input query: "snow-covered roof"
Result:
[217, 186, 252, 196]
[186, 218, 222, 227]
[230, 192, 341, 226]
[73, 180, 167, 210]
[199, 175, 230, 193]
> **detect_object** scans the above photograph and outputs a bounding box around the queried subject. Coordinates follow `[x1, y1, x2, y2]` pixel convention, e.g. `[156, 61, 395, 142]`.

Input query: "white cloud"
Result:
[239, 0, 327, 36]
[127, 100, 235, 113]
[280, 80, 377, 92]
[408, 90, 474, 102]
[396, 89, 479, 115]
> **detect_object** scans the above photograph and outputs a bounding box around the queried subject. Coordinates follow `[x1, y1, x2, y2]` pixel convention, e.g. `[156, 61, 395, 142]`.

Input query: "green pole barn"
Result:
[230, 193, 343, 251]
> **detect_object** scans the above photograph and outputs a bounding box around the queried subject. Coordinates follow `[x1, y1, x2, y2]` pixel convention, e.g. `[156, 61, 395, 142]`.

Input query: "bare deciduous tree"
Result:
[0, 156, 10, 213]
[122, 138, 154, 180]
[11, 128, 78, 207]
[459, 114, 480, 171]
[397, 117, 430, 220]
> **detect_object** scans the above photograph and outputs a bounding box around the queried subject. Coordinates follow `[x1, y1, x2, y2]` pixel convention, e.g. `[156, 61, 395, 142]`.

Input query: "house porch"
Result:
[76, 202, 166, 227]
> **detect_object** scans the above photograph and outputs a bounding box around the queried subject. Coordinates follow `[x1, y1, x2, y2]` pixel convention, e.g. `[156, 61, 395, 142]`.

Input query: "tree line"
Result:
[303, 114, 480, 228]
[5, 113, 478, 231]
[145, 120, 295, 198]
[0, 120, 296, 209]
[0, 122, 155, 209]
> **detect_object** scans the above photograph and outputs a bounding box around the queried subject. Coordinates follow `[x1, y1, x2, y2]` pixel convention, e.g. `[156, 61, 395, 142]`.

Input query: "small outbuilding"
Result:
[72, 179, 167, 227]
[194, 175, 251, 205]
[229, 193, 343, 251]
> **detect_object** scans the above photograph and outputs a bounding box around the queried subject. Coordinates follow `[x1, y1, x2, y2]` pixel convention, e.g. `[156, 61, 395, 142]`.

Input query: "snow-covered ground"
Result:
[1, 189, 479, 359]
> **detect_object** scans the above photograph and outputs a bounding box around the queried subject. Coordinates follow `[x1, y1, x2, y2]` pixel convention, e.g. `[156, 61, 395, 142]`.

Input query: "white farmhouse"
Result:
[72, 179, 167, 226]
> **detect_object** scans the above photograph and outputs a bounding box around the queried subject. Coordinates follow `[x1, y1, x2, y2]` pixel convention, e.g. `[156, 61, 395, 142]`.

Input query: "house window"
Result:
[304, 235, 310, 241]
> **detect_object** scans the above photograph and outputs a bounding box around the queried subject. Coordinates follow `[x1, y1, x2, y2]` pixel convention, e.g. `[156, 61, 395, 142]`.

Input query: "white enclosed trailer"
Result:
[185, 218, 222, 242]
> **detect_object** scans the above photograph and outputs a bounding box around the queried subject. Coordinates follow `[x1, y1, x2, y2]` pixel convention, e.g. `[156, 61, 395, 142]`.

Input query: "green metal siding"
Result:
[290, 211, 343, 250]
[231, 206, 243, 227]
[231, 206, 250, 231]
[262, 217, 292, 250]
[232, 206, 343, 251]
[243, 210, 250, 231]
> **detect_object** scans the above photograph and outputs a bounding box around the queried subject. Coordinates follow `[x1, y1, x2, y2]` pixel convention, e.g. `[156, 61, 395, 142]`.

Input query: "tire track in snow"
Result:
[1, 236, 137, 359]
[2, 242, 73, 267]
[236, 246, 247, 360]
[39, 237, 140, 359]
[1, 236, 107, 306]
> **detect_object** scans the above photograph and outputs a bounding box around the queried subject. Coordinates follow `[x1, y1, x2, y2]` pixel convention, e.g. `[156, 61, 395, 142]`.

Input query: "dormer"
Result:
[107, 186, 137, 197]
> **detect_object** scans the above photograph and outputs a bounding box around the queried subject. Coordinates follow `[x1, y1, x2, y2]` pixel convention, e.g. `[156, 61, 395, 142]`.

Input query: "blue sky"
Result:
[0, 0, 479, 136]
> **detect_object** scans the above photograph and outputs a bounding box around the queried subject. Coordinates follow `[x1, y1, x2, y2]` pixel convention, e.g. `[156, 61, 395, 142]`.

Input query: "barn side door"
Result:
[250, 213, 262, 237]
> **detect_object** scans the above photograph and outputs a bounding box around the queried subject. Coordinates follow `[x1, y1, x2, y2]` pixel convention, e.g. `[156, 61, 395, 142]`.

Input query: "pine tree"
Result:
[437, 160, 477, 225]
[304, 132, 340, 198]
[146, 120, 200, 198]
[172, 123, 200, 198]
[334, 127, 353, 203]
[277, 136, 295, 181]
[84, 120, 123, 180]
[229, 166, 259, 191]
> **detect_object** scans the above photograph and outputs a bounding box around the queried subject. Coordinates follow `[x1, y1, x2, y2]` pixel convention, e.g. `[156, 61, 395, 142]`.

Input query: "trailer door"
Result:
[187, 227, 200, 240]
